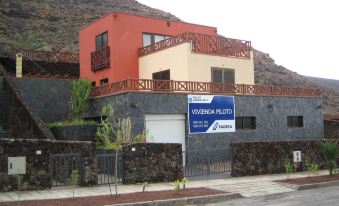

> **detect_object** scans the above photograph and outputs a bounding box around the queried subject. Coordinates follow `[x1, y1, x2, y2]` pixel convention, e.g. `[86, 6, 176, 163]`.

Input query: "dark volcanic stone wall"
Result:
[231, 140, 339, 177]
[0, 77, 4, 130]
[0, 138, 96, 192]
[3, 78, 55, 139]
[324, 120, 339, 139]
[9, 77, 72, 122]
[123, 143, 184, 184]
[88, 92, 324, 151]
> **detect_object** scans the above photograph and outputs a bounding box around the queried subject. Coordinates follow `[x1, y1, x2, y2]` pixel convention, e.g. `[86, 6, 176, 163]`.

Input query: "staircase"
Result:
[0, 43, 79, 79]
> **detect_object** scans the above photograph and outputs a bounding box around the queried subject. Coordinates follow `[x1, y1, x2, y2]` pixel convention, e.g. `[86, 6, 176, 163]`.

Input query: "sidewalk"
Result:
[0, 170, 328, 202]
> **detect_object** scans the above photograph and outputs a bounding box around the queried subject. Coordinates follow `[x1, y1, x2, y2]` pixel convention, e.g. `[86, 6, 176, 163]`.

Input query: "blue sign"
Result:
[188, 95, 235, 134]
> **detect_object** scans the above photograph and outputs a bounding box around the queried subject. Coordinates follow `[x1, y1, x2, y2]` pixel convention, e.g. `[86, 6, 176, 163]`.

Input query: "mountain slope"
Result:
[0, 0, 180, 51]
[254, 49, 339, 115]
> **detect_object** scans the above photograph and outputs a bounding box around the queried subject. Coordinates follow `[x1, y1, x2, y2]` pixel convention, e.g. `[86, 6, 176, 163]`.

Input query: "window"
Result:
[211, 67, 235, 84]
[100, 78, 108, 85]
[91, 81, 96, 87]
[96, 32, 108, 50]
[142, 33, 170, 47]
[152, 70, 170, 90]
[152, 70, 170, 80]
[236, 117, 256, 130]
[287, 116, 303, 128]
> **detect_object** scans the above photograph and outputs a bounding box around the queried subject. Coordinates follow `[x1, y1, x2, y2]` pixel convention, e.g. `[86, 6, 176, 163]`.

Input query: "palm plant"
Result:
[320, 140, 339, 176]
[70, 79, 92, 120]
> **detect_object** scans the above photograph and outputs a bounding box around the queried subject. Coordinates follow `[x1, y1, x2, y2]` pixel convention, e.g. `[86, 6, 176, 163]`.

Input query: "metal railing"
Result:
[96, 151, 124, 185]
[184, 148, 231, 177]
[91, 78, 321, 98]
[139, 32, 251, 58]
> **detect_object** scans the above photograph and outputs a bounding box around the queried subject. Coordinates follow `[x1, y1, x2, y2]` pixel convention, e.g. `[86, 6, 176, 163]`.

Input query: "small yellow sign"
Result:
[16, 53, 23, 78]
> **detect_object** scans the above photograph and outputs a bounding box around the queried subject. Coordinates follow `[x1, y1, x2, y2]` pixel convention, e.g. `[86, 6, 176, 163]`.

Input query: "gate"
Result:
[96, 152, 124, 185]
[50, 153, 82, 187]
[184, 148, 231, 177]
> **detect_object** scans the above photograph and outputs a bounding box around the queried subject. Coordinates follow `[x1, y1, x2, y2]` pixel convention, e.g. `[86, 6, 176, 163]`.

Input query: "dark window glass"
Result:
[152, 70, 170, 80]
[211, 67, 235, 84]
[100, 78, 108, 85]
[91, 81, 96, 87]
[96, 32, 108, 50]
[287, 116, 303, 128]
[236, 117, 256, 130]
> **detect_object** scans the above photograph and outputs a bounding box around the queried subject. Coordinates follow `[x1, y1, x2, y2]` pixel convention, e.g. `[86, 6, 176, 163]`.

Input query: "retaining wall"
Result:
[0, 138, 96, 192]
[324, 120, 339, 139]
[231, 140, 338, 177]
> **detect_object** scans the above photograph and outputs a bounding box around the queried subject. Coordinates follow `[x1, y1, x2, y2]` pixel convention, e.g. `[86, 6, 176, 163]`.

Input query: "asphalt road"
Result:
[206, 185, 339, 206]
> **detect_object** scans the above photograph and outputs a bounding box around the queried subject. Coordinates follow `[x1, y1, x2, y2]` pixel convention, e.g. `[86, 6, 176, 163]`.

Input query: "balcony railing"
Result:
[91, 78, 321, 98]
[91, 46, 110, 71]
[139, 32, 251, 58]
[10, 48, 78, 63]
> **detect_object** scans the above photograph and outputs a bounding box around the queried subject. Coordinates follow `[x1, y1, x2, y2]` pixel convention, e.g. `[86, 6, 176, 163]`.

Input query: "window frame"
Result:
[235, 116, 256, 130]
[211, 67, 235, 84]
[95, 31, 108, 51]
[287, 116, 304, 128]
[100, 78, 109, 86]
[142, 33, 171, 47]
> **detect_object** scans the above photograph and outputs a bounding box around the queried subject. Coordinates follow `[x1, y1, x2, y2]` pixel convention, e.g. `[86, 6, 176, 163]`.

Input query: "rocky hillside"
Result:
[0, 0, 338, 116]
[0, 0, 179, 51]
[254, 49, 339, 115]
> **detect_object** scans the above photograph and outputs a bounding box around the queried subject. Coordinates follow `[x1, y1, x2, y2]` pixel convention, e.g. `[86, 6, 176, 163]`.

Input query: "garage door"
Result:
[145, 114, 186, 153]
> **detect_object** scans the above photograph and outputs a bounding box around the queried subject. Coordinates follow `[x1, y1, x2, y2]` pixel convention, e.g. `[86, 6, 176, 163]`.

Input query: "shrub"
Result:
[182, 177, 188, 190]
[68, 170, 80, 198]
[71, 79, 92, 120]
[320, 140, 339, 176]
[283, 160, 293, 178]
[174, 180, 181, 193]
[305, 160, 319, 176]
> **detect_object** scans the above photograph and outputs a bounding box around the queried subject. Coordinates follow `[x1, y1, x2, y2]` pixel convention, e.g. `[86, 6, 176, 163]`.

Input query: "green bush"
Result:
[283, 160, 293, 178]
[71, 79, 92, 120]
[320, 140, 339, 176]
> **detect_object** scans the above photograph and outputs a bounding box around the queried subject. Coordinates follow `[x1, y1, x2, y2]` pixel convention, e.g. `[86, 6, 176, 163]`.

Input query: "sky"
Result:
[138, 0, 339, 80]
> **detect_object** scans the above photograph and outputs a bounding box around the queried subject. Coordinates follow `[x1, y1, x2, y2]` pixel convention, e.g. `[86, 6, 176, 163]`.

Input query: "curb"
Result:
[106, 192, 242, 206]
[297, 180, 339, 191]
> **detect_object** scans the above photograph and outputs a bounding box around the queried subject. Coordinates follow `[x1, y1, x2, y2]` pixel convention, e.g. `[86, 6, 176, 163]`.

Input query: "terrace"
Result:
[91, 78, 321, 98]
[139, 32, 251, 58]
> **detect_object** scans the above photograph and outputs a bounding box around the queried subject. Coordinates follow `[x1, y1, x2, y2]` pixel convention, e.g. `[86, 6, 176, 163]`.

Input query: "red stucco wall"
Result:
[79, 12, 217, 85]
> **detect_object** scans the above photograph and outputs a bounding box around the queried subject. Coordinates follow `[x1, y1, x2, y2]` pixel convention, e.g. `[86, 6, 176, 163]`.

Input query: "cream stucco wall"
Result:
[139, 42, 254, 84]
[139, 43, 190, 81]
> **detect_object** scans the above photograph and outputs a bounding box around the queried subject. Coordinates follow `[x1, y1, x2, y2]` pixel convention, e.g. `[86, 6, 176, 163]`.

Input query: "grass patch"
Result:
[47, 119, 98, 128]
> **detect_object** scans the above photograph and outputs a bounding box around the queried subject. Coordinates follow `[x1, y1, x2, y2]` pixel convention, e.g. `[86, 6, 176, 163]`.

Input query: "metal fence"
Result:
[50, 153, 82, 187]
[184, 148, 231, 177]
[96, 151, 124, 185]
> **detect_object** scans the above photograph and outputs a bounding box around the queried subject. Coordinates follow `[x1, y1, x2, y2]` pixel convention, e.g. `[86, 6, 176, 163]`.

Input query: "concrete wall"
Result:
[88, 92, 324, 151]
[139, 42, 254, 84]
[8, 77, 72, 123]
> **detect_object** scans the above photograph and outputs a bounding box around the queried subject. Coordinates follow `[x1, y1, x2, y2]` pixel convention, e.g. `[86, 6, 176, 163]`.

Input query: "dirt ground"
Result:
[0, 187, 226, 206]
[276, 173, 339, 185]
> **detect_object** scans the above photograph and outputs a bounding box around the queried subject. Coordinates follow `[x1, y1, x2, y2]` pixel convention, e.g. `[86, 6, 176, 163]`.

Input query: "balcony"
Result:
[91, 78, 321, 98]
[139, 32, 251, 58]
[91, 46, 110, 71]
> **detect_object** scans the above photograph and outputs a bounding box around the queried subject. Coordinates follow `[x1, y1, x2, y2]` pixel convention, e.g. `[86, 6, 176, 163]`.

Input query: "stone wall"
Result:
[8, 77, 72, 123]
[0, 77, 4, 131]
[122, 143, 184, 184]
[88, 92, 324, 151]
[231, 140, 338, 177]
[0, 138, 96, 192]
[324, 120, 339, 139]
